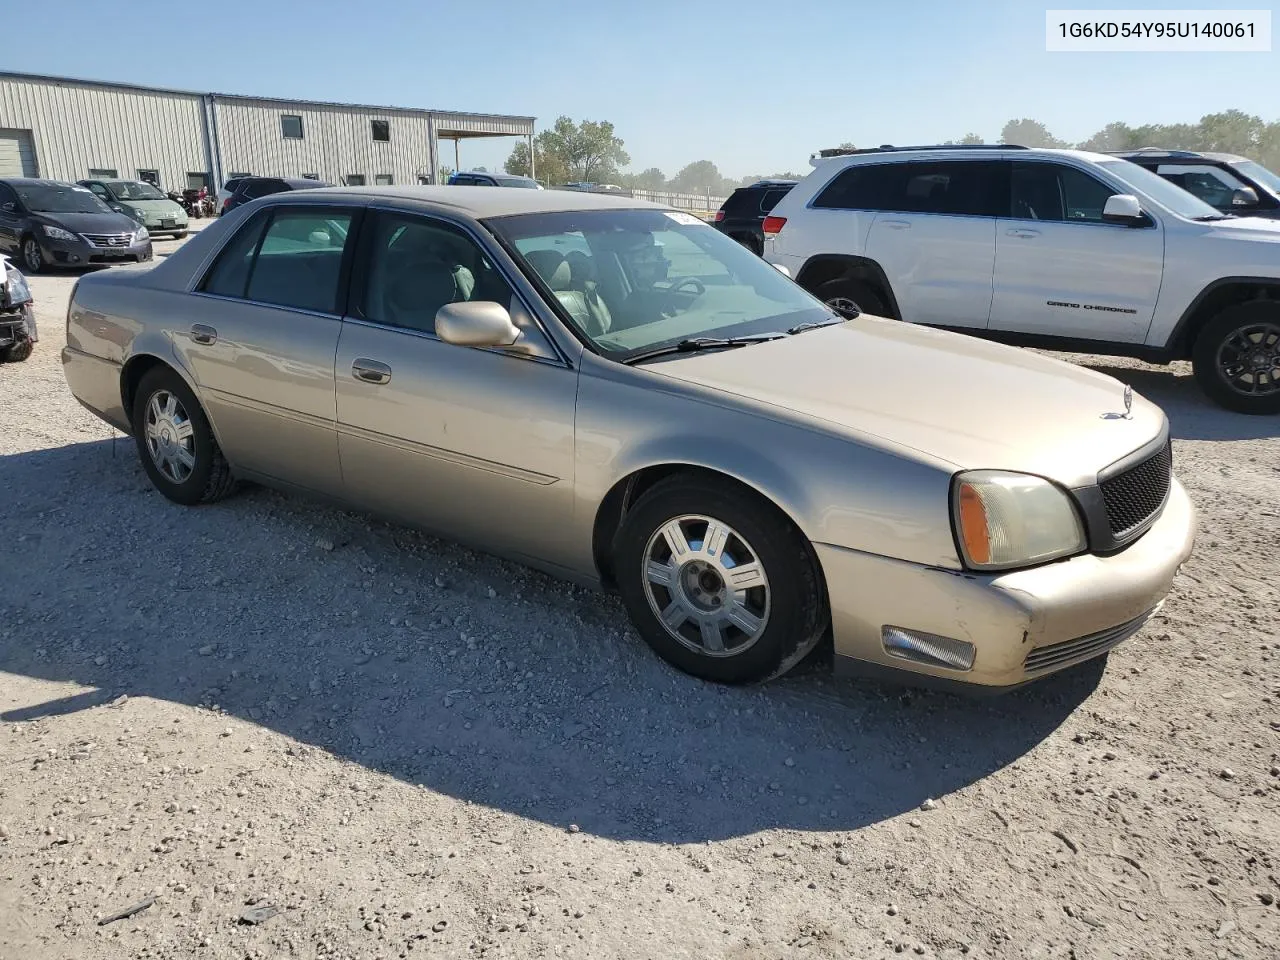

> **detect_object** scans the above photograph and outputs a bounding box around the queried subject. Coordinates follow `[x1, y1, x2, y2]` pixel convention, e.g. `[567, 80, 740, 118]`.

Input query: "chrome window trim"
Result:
[189, 290, 343, 322]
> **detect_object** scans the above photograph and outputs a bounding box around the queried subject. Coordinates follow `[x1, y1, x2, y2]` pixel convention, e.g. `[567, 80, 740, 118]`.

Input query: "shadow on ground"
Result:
[1, 440, 1104, 843]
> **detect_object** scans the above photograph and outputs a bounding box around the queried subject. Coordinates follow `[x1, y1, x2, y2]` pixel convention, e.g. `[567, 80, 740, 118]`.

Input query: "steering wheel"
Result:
[669, 276, 705, 296]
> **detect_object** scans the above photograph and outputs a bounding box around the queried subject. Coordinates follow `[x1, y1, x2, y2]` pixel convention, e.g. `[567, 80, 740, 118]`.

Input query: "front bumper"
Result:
[0, 302, 36, 346]
[816, 478, 1197, 690]
[141, 217, 188, 236]
[40, 234, 153, 267]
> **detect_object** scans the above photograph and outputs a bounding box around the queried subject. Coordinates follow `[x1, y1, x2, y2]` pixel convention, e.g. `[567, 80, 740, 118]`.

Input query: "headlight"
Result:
[133, 226, 150, 242]
[5, 266, 31, 306]
[952, 471, 1085, 570]
[42, 225, 77, 242]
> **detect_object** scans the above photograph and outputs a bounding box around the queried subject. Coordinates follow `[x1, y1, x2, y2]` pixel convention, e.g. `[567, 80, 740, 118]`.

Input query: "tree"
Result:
[1001, 118, 1069, 149]
[669, 160, 725, 196]
[505, 116, 629, 184]
[631, 167, 668, 191]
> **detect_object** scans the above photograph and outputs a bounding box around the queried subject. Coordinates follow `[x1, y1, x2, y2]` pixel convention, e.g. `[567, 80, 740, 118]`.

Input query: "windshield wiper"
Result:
[620, 334, 783, 365]
[787, 316, 848, 335]
[1192, 214, 1235, 221]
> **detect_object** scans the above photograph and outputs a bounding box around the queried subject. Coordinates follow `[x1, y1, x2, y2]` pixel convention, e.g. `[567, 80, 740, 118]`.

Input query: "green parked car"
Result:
[76, 179, 189, 238]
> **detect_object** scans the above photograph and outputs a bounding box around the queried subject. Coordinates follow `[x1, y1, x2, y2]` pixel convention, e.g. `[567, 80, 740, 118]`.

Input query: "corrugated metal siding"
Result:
[214, 99, 438, 186]
[0, 76, 207, 190]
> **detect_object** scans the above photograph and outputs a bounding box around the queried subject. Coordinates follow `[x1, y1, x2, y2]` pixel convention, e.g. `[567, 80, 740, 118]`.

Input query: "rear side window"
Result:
[814, 161, 1002, 217]
[813, 164, 905, 211]
[201, 207, 354, 313]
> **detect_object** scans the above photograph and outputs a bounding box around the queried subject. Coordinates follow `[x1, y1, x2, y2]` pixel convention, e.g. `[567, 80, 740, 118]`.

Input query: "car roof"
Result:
[813, 146, 1115, 167]
[270, 184, 667, 217]
[1113, 148, 1249, 164]
[0, 178, 79, 187]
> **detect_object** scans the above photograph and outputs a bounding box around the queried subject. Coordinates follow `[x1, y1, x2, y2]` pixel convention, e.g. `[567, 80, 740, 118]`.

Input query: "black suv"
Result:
[713, 179, 796, 255]
[447, 171, 541, 188]
[220, 176, 331, 216]
[1113, 148, 1280, 219]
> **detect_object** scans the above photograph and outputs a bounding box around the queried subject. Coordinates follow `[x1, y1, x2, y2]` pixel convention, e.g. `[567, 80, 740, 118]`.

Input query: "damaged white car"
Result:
[0, 255, 36, 363]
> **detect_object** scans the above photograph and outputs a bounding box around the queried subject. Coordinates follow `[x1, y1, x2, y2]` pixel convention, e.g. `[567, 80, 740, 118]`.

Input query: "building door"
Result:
[0, 129, 37, 177]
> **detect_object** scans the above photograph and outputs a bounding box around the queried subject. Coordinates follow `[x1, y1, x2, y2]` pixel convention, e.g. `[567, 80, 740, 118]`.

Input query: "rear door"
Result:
[863, 160, 1002, 329]
[174, 203, 361, 495]
[989, 160, 1163, 343]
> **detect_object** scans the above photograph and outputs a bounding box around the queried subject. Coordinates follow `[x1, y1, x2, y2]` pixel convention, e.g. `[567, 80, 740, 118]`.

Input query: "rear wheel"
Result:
[131, 366, 238, 505]
[1191, 300, 1280, 415]
[815, 277, 887, 318]
[615, 475, 828, 684]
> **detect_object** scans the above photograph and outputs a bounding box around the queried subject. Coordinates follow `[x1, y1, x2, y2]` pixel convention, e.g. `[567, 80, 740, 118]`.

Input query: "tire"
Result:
[815, 278, 888, 318]
[1, 340, 33, 363]
[131, 366, 238, 505]
[614, 474, 828, 684]
[20, 235, 44, 274]
[1191, 300, 1280, 415]
[175, 231, 189, 240]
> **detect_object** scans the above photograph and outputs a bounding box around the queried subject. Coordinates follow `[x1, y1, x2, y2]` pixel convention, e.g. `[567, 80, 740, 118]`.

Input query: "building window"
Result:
[371, 120, 390, 142]
[88, 167, 118, 178]
[302, 173, 321, 180]
[281, 115, 304, 139]
[137, 169, 160, 187]
[345, 174, 366, 186]
[187, 172, 211, 190]
[375, 174, 393, 185]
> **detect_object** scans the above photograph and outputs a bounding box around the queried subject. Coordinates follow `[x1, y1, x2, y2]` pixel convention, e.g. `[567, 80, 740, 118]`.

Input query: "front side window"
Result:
[489, 209, 830, 358]
[1010, 162, 1120, 223]
[201, 207, 354, 313]
[15, 183, 110, 214]
[359, 212, 514, 336]
[281, 115, 304, 139]
[371, 120, 390, 142]
[85, 182, 112, 201]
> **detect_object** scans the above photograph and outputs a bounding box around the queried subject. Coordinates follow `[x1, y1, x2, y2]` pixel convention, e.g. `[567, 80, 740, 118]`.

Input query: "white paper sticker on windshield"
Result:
[663, 211, 703, 226]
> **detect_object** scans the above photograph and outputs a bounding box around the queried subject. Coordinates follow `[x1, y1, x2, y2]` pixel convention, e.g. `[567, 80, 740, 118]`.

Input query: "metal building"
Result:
[0, 71, 535, 192]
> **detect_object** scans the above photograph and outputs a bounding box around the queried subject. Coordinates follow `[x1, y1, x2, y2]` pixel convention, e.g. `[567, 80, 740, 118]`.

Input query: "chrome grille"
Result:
[1100, 441, 1172, 539]
[1023, 607, 1156, 674]
[80, 233, 133, 248]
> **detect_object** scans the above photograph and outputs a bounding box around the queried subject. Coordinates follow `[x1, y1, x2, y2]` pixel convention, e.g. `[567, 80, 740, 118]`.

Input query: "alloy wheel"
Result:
[22, 238, 41, 272]
[143, 390, 197, 483]
[641, 514, 771, 658]
[1217, 321, 1280, 396]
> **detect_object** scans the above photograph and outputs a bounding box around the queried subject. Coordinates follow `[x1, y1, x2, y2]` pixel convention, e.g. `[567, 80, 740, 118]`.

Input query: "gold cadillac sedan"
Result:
[62, 187, 1196, 689]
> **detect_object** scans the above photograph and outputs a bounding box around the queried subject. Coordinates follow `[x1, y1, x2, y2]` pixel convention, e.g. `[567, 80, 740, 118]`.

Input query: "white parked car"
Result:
[764, 144, 1280, 414]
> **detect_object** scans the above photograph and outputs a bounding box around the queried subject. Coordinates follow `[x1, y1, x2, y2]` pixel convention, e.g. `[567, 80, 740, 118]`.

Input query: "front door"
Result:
[335, 209, 580, 569]
[171, 204, 359, 496]
[0, 183, 20, 253]
[989, 160, 1164, 343]
[862, 160, 1001, 329]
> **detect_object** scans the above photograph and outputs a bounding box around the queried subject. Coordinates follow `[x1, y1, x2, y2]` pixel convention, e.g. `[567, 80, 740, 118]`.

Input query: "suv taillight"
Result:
[762, 215, 786, 237]
[713, 209, 725, 222]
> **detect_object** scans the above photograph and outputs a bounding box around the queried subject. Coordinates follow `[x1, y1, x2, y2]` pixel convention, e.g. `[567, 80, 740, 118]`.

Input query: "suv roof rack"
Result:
[812, 143, 1028, 159]
[1112, 147, 1202, 158]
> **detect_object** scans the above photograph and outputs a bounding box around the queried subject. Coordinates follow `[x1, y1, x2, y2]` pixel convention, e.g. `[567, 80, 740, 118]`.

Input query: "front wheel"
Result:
[615, 475, 828, 684]
[131, 366, 238, 505]
[1191, 300, 1280, 415]
[814, 278, 887, 319]
[20, 236, 43, 274]
[1, 340, 33, 363]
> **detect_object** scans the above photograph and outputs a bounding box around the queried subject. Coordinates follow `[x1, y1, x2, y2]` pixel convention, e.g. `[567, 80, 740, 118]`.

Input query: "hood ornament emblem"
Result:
[1102, 384, 1135, 420]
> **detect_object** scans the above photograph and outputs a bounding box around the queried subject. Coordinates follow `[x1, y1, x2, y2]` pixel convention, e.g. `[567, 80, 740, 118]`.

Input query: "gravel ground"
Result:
[1, 230, 1278, 960]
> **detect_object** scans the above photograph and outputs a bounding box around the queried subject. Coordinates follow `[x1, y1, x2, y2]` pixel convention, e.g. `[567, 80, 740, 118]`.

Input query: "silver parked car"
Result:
[62, 187, 1196, 689]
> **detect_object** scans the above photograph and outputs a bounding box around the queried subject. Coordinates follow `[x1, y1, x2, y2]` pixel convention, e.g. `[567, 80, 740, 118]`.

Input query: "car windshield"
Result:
[109, 180, 166, 201]
[487, 208, 832, 360]
[497, 177, 539, 189]
[16, 184, 111, 214]
[1232, 159, 1280, 198]
[1098, 159, 1224, 219]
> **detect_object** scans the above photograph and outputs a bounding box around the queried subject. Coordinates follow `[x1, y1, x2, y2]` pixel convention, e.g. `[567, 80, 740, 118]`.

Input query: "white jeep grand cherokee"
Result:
[764, 144, 1280, 414]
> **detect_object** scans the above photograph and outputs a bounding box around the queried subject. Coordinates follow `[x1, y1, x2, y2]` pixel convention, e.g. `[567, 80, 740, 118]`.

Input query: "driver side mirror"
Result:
[1102, 194, 1147, 227]
[1231, 186, 1260, 207]
[435, 300, 534, 354]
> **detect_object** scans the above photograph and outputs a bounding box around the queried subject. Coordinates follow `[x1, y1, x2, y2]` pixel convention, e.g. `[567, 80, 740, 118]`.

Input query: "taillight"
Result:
[762, 215, 786, 237]
[713, 209, 725, 222]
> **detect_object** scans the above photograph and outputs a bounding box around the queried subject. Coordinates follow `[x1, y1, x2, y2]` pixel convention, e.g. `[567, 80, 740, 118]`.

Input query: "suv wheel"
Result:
[1191, 300, 1280, 415]
[614, 474, 828, 684]
[815, 278, 887, 318]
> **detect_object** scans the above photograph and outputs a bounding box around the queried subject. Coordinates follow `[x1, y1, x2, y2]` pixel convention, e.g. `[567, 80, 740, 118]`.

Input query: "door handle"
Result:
[351, 358, 392, 385]
[1006, 228, 1040, 238]
[878, 219, 911, 229]
[189, 323, 218, 344]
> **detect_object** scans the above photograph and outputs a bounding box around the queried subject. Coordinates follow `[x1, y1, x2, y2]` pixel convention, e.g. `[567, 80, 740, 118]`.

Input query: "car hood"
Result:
[1202, 215, 1280, 241]
[115, 198, 185, 216]
[645, 317, 1167, 488]
[36, 210, 141, 235]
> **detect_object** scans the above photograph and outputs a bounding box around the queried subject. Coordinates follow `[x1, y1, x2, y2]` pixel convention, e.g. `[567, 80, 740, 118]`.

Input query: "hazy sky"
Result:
[11, 0, 1278, 178]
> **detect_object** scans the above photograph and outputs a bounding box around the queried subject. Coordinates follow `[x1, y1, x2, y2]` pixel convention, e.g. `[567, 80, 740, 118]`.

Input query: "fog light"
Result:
[882, 626, 975, 671]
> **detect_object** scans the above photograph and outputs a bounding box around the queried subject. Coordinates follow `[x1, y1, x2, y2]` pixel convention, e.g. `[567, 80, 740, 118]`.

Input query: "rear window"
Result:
[722, 188, 763, 216]
[759, 187, 790, 213]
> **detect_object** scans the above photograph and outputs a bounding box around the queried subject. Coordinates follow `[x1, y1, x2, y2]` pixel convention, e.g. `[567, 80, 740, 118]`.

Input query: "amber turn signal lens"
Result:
[957, 482, 991, 566]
